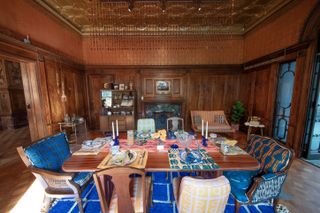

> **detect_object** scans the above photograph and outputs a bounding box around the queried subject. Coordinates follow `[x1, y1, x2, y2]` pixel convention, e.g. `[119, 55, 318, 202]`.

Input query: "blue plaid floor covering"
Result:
[49, 172, 276, 213]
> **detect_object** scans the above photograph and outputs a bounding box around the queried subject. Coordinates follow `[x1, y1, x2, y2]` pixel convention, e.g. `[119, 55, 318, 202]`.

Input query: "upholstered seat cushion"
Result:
[73, 172, 92, 187]
[247, 135, 291, 174]
[224, 170, 259, 203]
[24, 132, 71, 172]
[108, 176, 151, 213]
[173, 176, 230, 213]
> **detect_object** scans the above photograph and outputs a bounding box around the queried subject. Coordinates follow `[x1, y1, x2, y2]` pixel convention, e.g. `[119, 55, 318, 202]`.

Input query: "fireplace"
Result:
[144, 103, 182, 130]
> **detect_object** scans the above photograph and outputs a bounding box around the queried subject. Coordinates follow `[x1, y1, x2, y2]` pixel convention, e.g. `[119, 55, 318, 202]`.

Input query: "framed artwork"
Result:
[119, 84, 125, 90]
[155, 80, 171, 95]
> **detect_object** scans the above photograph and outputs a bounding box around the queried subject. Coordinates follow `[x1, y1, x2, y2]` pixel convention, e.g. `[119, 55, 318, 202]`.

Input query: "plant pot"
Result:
[231, 123, 239, 131]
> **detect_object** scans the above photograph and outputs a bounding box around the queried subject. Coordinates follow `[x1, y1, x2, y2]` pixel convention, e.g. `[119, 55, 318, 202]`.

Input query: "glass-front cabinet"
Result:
[99, 90, 136, 132]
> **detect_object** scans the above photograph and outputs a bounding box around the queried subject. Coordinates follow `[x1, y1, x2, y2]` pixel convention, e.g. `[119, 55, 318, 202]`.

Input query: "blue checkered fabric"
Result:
[24, 132, 71, 172]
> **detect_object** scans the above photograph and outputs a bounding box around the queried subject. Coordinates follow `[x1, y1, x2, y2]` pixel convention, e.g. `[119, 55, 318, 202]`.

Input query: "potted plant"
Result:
[231, 100, 245, 131]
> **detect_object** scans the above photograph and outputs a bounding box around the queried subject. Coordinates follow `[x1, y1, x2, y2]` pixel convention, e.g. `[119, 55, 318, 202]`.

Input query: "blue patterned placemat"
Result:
[168, 149, 220, 170]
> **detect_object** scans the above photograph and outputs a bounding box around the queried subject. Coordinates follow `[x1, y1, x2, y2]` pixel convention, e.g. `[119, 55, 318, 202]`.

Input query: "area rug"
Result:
[49, 172, 289, 213]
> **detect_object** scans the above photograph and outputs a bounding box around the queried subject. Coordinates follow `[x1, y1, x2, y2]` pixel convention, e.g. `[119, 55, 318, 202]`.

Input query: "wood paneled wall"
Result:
[39, 56, 86, 133]
[85, 66, 244, 130]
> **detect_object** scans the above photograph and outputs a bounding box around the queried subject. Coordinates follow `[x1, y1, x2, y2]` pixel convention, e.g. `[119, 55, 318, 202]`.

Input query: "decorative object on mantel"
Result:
[231, 100, 245, 131]
[155, 79, 171, 95]
[245, 116, 265, 140]
[23, 35, 31, 44]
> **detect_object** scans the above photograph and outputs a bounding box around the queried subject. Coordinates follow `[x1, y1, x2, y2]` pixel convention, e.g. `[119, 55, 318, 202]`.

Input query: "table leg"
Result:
[247, 127, 252, 141]
[260, 128, 264, 136]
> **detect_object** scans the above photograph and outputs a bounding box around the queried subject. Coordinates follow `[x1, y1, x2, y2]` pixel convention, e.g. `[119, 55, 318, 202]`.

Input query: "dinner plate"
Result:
[111, 150, 137, 166]
[179, 150, 203, 164]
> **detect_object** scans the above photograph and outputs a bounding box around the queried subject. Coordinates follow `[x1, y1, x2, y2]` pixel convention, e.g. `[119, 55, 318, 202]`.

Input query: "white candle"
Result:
[206, 121, 208, 139]
[201, 120, 204, 136]
[112, 122, 115, 139]
[116, 120, 119, 137]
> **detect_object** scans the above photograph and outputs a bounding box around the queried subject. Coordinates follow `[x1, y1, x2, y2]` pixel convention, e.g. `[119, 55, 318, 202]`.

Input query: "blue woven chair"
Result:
[17, 132, 92, 213]
[224, 135, 294, 213]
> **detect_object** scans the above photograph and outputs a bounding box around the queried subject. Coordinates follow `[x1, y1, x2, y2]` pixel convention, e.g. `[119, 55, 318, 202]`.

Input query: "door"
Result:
[303, 51, 320, 159]
[272, 61, 296, 144]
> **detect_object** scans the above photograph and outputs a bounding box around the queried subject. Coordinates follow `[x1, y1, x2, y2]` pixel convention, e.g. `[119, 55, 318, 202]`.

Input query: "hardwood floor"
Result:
[0, 127, 34, 213]
[0, 128, 319, 213]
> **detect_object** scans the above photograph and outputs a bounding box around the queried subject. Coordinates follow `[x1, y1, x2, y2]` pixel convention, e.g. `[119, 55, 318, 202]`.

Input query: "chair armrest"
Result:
[29, 166, 75, 180]
[246, 172, 287, 203]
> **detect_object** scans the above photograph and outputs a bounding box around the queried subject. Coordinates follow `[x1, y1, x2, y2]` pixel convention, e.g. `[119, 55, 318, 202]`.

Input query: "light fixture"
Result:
[195, 0, 202, 12]
[128, 0, 134, 12]
[160, 0, 166, 13]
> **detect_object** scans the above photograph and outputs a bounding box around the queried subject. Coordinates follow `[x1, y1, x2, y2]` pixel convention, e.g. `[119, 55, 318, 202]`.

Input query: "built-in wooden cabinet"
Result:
[99, 90, 136, 132]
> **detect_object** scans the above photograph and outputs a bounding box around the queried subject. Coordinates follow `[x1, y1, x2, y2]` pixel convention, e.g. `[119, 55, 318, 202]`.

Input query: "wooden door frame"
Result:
[0, 38, 48, 141]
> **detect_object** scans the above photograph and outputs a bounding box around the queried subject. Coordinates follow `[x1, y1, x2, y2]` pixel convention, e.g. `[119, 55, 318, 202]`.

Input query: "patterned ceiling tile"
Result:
[33, 0, 294, 35]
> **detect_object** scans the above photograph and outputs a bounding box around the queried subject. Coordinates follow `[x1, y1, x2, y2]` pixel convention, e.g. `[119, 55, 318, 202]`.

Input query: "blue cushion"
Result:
[73, 172, 92, 187]
[24, 132, 71, 172]
[224, 170, 259, 203]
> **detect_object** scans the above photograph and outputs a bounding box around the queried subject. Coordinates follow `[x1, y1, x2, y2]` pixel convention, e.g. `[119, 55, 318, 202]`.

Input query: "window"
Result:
[273, 61, 296, 143]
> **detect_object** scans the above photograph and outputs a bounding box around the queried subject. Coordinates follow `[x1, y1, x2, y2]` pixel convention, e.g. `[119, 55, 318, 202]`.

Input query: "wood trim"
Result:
[85, 64, 243, 72]
[299, 1, 320, 42]
[244, 42, 310, 69]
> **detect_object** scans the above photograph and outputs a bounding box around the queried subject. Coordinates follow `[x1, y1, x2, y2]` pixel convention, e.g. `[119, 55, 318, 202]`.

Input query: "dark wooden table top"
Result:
[62, 132, 260, 172]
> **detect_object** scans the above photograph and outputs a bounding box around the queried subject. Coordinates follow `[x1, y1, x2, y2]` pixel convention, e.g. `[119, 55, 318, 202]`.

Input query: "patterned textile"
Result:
[224, 135, 292, 204]
[168, 149, 220, 170]
[251, 174, 286, 203]
[173, 176, 231, 213]
[24, 132, 71, 172]
[223, 170, 259, 203]
[73, 172, 93, 187]
[100, 138, 220, 153]
[246, 135, 291, 174]
[137, 118, 156, 133]
[49, 172, 284, 213]
[107, 176, 151, 213]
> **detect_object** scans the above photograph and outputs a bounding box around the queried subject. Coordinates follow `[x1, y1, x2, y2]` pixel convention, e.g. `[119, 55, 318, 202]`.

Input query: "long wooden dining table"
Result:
[62, 133, 260, 175]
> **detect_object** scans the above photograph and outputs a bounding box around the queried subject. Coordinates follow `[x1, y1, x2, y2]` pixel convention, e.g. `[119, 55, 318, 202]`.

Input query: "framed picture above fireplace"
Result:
[155, 80, 171, 95]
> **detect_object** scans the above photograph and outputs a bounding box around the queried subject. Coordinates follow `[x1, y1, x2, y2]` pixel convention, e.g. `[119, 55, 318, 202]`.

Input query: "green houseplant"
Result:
[231, 101, 245, 130]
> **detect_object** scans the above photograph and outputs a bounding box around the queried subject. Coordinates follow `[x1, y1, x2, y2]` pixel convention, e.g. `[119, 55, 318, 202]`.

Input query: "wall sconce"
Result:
[160, 0, 166, 13]
[195, 0, 202, 11]
[128, 0, 134, 12]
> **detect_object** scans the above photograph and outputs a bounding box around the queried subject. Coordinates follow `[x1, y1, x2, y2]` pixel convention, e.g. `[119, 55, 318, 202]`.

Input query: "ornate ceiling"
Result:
[34, 0, 294, 35]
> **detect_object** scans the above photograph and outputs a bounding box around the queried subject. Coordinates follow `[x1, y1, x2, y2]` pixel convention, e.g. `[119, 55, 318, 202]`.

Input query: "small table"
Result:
[58, 120, 87, 144]
[244, 122, 265, 140]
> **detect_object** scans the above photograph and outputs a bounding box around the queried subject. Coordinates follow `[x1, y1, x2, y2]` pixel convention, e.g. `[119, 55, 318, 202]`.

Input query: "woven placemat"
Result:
[97, 150, 148, 169]
[168, 149, 219, 170]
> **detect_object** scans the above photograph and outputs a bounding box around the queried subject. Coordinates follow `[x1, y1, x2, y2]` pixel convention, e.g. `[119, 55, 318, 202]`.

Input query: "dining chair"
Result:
[137, 118, 156, 133]
[224, 135, 294, 213]
[167, 117, 184, 132]
[172, 176, 231, 213]
[17, 132, 92, 213]
[93, 167, 152, 213]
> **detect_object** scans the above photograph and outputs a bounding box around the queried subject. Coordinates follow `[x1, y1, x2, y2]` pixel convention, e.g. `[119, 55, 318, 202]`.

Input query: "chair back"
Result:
[167, 117, 184, 132]
[177, 176, 230, 213]
[137, 118, 155, 133]
[247, 135, 293, 174]
[93, 167, 146, 213]
[19, 132, 71, 172]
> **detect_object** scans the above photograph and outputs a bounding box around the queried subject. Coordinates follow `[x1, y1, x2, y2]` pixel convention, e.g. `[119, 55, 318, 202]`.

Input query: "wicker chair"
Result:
[224, 135, 294, 213]
[190, 110, 235, 133]
[17, 132, 92, 213]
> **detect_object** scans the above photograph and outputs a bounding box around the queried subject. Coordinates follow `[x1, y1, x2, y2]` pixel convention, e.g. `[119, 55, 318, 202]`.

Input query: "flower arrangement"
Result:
[152, 129, 167, 142]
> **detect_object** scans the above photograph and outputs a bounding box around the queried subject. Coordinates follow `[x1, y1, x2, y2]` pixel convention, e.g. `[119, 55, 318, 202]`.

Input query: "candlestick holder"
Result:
[113, 136, 119, 146]
[201, 136, 208, 147]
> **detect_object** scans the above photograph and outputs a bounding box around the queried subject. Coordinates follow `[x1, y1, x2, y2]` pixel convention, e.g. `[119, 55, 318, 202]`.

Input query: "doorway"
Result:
[302, 38, 320, 167]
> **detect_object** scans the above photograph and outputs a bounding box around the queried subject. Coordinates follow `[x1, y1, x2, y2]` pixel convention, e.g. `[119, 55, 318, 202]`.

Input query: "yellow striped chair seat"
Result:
[173, 176, 230, 213]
